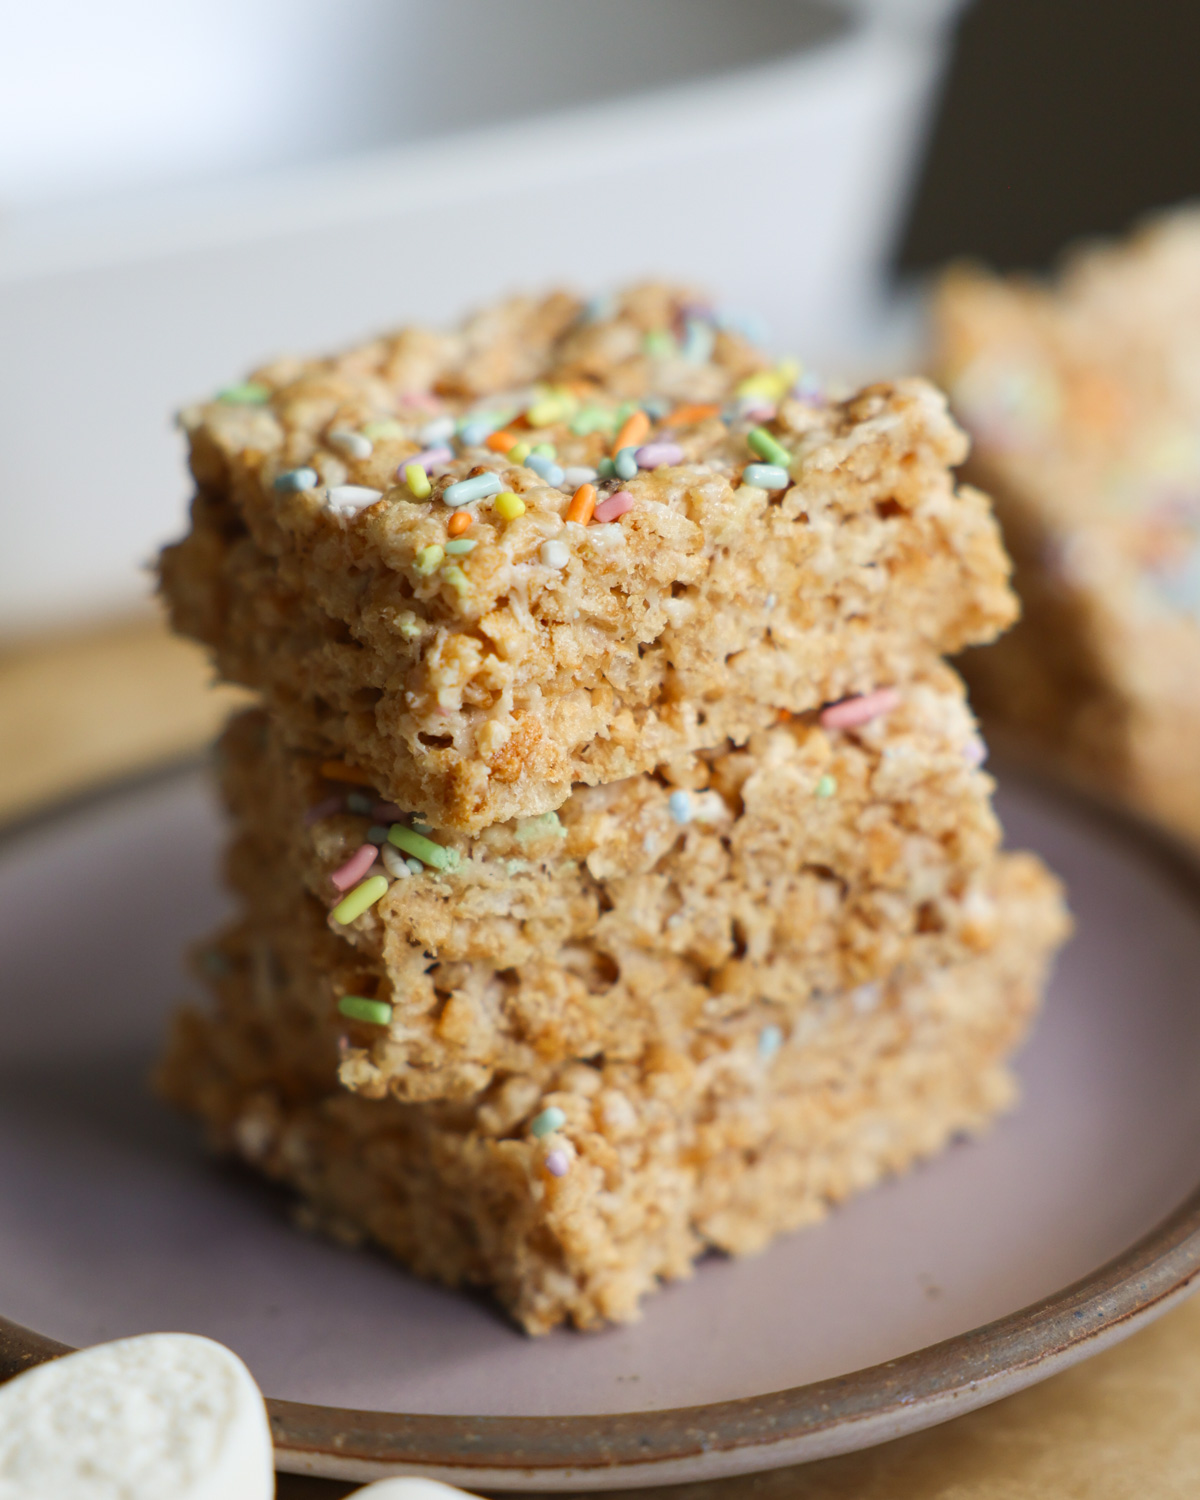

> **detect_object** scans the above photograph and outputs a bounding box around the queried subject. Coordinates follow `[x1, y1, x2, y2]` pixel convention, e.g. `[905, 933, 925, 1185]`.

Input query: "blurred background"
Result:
[2, 0, 1198, 816]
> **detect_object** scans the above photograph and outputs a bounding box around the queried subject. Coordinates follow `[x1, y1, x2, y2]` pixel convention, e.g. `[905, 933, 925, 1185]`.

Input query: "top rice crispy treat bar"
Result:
[933, 210, 1200, 843]
[161, 284, 1016, 832]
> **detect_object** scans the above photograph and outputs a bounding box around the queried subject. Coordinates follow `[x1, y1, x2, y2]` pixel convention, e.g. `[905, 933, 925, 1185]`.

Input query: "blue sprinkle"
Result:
[758, 1025, 784, 1061]
[366, 825, 390, 844]
[597, 456, 617, 480]
[716, 307, 768, 346]
[405, 857, 424, 875]
[583, 293, 616, 324]
[458, 421, 491, 446]
[443, 472, 502, 506]
[641, 396, 671, 420]
[274, 467, 319, 493]
[530, 1105, 567, 1138]
[681, 319, 716, 364]
[346, 792, 374, 815]
[525, 453, 565, 488]
[668, 790, 692, 824]
[742, 463, 790, 490]
[614, 446, 639, 481]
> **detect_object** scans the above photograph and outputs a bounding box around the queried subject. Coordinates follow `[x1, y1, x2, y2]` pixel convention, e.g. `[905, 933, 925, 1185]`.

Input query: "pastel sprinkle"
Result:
[583, 292, 616, 323]
[614, 446, 639, 481]
[419, 417, 456, 446]
[330, 874, 390, 924]
[566, 484, 597, 525]
[819, 687, 902, 730]
[815, 774, 837, 799]
[447, 509, 472, 537]
[635, 442, 684, 469]
[486, 429, 518, 453]
[668, 790, 692, 824]
[274, 467, 319, 493]
[345, 791, 374, 815]
[509, 440, 533, 464]
[596, 457, 617, 480]
[328, 429, 373, 460]
[525, 453, 565, 488]
[531, 442, 557, 459]
[665, 403, 721, 426]
[612, 410, 651, 456]
[527, 397, 569, 427]
[748, 427, 792, 466]
[338, 995, 393, 1026]
[303, 795, 343, 826]
[444, 472, 502, 506]
[407, 445, 453, 471]
[445, 537, 477, 555]
[458, 421, 492, 446]
[681, 319, 716, 363]
[742, 463, 790, 490]
[963, 735, 988, 767]
[380, 844, 412, 879]
[643, 329, 677, 359]
[494, 491, 526, 521]
[544, 1149, 570, 1178]
[406, 857, 424, 875]
[320, 759, 375, 786]
[331, 843, 379, 891]
[216, 382, 269, 404]
[530, 1106, 567, 1138]
[361, 418, 407, 440]
[571, 407, 616, 436]
[758, 1024, 784, 1061]
[325, 484, 383, 517]
[642, 396, 671, 420]
[414, 544, 444, 575]
[562, 466, 598, 488]
[387, 824, 460, 872]
[593, 491, 634, 523]
[366, 824, 390, 844]
[540, 539, 570, 570]
[404, 463, 431, 498]
[442, 563, 471, 594]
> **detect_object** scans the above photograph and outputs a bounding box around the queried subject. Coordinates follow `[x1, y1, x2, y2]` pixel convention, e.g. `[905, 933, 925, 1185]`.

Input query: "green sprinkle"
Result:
[530, 1106, 567, 1138]
[596, 456, 617, 480]
[338, 995, 393, 1026]
[331, 875, 389, 924]
[570, 407, 616, 436]
[362, 418, 407, 440]
[742, 463, 790, 491]
[531, 442, 557, 460]
[387, 824, 460, 871]
[444, 537, 477, 555]
[643, 330, 677, 358]
[442, 563, 471, 594]
[515, 811, 567, 844]
[405, 463, 431, 499]
[747, 427, 792, 467]
[815, 774, 837, 799]
[216, 381, 270, 405]
[414, 544, 444, 575]
[613, 400, 638, 425]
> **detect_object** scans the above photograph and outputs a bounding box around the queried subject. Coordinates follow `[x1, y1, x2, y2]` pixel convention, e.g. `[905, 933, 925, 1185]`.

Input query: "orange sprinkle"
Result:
[611, 409, 651, 456]
[486, 429, 517, 453]
[320, 759, 375, 786]
[665, 403, 721, 427]
[447, 510, 473, 537]
[566, 483, 597, 525]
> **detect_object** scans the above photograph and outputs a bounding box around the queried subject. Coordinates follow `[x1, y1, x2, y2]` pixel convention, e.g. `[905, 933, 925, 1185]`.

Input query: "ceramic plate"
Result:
[1, 763, 1200, 1490]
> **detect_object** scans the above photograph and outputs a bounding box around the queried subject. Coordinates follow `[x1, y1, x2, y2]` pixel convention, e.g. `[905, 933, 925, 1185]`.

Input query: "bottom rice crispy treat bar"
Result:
[160, 852, 1067, 1334]
[215, 662, 1007, 1103]
[934, 209, 1200, 844]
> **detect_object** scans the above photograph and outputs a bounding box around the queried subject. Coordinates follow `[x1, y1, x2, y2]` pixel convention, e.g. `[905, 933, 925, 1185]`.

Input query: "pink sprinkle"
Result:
[401, 446, 453, 474]
[594, 491, 634, 523]
[635, 442, 684, 469]
[819, 687, 902, 731]
[304, 795, 343, 826]
[545, 1149, 570, 1178]
[373, 801, 405, 822]
[739, 401, 776, 423]
[399, 392, 440, 412]
[330, 843, 378, 891]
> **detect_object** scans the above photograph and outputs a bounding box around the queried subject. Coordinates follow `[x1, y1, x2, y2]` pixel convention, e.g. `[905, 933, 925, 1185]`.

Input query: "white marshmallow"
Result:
[348, 1481, 482, 1500]
[0, 1333, 272, 1500]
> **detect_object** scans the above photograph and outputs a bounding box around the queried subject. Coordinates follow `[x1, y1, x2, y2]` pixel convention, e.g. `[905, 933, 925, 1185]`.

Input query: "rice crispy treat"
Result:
[934, 209, 1200, 844]
[159, 285, 1017, 832]
[160, 852, 1068, 1334]
[214, 661, 1005, 1102]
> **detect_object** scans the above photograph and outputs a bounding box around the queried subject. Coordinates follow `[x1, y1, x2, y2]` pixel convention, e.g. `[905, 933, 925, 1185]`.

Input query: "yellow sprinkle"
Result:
[414, 544, 444, 574]
[509, 441, 532, 464]
[494, 491, 526, 521]
[331, 875, 389, 924]
[442, 563, 471, 594]
[405, 463, 431, 499]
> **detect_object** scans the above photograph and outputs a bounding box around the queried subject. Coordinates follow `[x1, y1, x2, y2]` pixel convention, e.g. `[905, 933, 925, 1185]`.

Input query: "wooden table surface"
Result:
[3, 615, 1198, 1500]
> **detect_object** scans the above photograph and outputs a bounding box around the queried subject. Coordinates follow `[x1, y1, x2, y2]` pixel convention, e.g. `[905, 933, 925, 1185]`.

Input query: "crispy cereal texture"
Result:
[159, 851, 1067, 1335]
[934, 211, 1200, 844]
[160, 286, 1016, 831]
[214, 663, 1005, 1102]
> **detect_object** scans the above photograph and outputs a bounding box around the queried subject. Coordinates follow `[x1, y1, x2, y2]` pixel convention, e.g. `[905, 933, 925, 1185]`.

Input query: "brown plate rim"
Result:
[1, 759, 1199, 1489]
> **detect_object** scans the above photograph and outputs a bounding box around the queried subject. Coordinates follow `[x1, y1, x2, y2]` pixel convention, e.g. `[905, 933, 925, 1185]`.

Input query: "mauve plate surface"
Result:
[1, 765, 1200, 1487]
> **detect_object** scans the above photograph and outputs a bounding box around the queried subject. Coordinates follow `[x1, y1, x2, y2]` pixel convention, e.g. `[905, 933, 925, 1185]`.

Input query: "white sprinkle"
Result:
[758, 1024, 784, 1060]
[540, 540, 570, 570]
[668, 789, 692, 824]
[765, 593, 777, 610]
[327, 429, 373, 460]
[325, 485, 383, 518]
[419, 417, 456, 445]
[381, 845, 411, 879]
[562, 465, 598, 488]
[406, 857, 424, 875]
